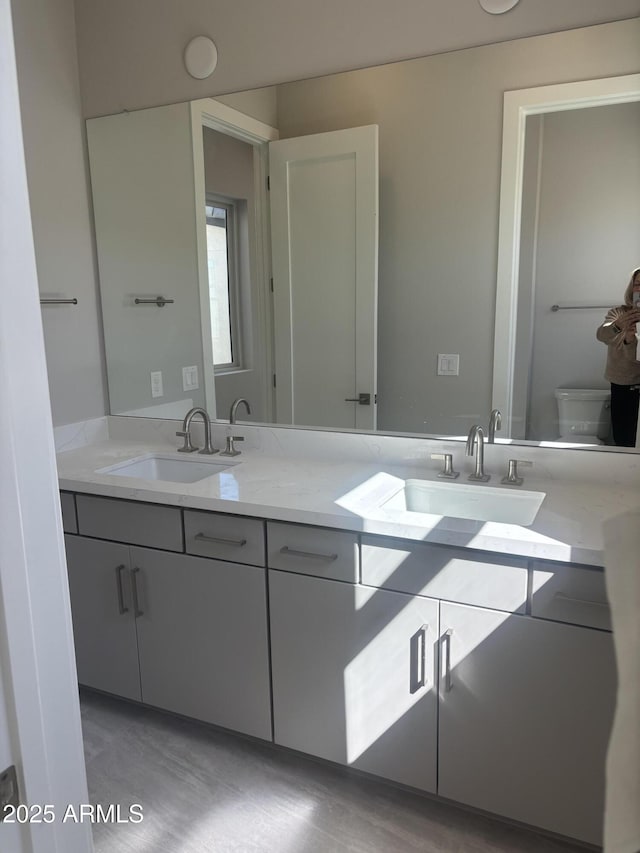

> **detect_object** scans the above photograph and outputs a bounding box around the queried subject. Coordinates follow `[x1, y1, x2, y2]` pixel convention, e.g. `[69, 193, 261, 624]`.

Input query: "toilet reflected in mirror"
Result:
[554, 389, 611, 445]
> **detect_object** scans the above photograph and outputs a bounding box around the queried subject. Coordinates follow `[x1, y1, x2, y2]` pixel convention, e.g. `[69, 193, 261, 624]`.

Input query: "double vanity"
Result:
[57, 416, 637, 847]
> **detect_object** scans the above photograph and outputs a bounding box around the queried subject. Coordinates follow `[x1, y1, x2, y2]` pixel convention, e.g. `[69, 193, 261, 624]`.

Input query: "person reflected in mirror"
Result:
[596, 267, 640, 447]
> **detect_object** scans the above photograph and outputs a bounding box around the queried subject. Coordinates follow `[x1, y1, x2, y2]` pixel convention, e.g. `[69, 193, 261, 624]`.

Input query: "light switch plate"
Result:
[150, 371, 164, 398]
[182, 365, 199, 391]
[437, 354, 460, 376]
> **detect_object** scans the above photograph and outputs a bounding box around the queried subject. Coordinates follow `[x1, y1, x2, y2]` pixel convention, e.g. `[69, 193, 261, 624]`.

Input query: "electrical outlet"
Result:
[150, 371, 164, 398]
[182, 365, 199, 391]
[437, 354, 460, 376]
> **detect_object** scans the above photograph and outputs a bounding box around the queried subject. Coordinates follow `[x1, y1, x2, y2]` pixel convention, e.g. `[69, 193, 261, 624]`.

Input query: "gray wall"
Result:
[526, 102, 640, 441]
[271, 21, 640, 433]
[88, 104, 206, 416]
[11, 0, 107, 426]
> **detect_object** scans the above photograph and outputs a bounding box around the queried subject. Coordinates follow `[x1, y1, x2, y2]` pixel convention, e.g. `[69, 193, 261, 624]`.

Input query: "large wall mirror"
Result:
[86, 19, 640, 450]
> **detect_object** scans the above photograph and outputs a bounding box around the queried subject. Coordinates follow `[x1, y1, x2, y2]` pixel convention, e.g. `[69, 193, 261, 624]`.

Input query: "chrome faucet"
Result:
[229, 398, 251, 424]
[176, 407, 217, 454]
[488, 408, 502, 444]
[466, 425, 490, 481]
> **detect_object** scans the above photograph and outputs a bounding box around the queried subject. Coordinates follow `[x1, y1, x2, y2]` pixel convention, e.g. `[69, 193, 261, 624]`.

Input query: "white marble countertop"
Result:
[56, 426, 640, 566]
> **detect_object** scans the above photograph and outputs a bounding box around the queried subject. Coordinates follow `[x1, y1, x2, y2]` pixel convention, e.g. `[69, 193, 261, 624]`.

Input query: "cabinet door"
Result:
[270, 571, 439, 792]
[65, 535, 141, 700]
[131, 548, 271, 740]
[438, 602, 615, 845]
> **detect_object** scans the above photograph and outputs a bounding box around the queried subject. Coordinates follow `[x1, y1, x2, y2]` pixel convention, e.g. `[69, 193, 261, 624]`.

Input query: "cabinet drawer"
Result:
[75, 495, 183, 552]
[267, 523, 359, 582]
[531, 561, 610, 631]
[361, 535, 527, 613]
[60, 492, 77, 534]
[184, 511, 265, 567]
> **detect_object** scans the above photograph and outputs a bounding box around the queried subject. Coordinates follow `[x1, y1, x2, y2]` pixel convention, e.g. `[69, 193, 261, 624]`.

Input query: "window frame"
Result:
[205, 193, 243, 372]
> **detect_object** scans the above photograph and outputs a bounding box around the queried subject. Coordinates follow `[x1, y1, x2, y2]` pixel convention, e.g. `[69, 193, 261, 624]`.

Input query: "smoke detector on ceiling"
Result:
[184, 36, 218, 79]
[478, 0, 521, 13]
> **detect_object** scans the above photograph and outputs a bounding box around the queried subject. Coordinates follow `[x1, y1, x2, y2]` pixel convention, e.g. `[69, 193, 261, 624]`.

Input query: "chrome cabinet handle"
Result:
[442, 629, 453, 692]
[194, 533, 247, 548]
[554, 592, 608, 609]
[413, 623, 428, 691]
[115, 564, 128, 615]
[131, 567, 144, 617]
[279, 546, 338, 562]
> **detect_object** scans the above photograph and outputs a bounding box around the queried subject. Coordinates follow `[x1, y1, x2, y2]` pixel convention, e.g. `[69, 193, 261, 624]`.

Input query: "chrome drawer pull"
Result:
[131, 567, 144, 617]
[554, 592, 608, 609]
[115, 564, 128, 615]
[442, 629, 453, 693]
[194, 533, 247, 548]
[279, 546, 338, 562]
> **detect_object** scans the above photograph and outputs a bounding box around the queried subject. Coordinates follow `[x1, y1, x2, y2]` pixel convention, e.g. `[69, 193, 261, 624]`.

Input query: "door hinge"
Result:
[273, 373, 277, 388]
[0, 766, 19, 820]
[267, 175, 271, 191]
[270, 277, 274, 293]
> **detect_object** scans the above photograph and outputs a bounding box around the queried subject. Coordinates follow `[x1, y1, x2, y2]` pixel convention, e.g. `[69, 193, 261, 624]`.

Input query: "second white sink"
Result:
[383, 478, 545, 526]
[97, 453, 238, 484]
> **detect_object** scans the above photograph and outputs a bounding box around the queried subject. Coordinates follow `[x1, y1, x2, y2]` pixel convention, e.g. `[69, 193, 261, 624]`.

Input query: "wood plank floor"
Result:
[81, 690, 587, 853]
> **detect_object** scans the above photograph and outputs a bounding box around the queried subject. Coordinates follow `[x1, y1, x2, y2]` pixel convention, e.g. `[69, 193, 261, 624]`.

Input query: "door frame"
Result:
[190, 98, 279, 421]
[1, 1, 93, 849]
[492, 73, 640, 437]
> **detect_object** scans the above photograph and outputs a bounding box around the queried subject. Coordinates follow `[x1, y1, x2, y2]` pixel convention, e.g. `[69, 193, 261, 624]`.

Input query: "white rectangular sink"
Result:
[97, 453, 238, 484]
[382, 479, 545, 526]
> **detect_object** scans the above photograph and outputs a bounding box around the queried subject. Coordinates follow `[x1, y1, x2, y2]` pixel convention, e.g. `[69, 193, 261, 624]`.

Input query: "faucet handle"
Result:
[176, 430, 198, 453]
[501, 459, 533, 486]
[431, 453, 460, 479]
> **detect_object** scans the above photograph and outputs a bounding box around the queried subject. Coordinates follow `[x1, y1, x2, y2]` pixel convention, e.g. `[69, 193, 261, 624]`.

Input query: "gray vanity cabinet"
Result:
[438, 601, 616, 846]
[63, 488, 617, 845]
[64, 497, 272, 741]
[269, 569, 439, 793]
[65, 534, 142, 701]
[131, 547, 271, 740]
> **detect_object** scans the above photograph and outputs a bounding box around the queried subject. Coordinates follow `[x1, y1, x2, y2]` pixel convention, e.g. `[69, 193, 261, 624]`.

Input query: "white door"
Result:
[269, 125, 379, 429]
